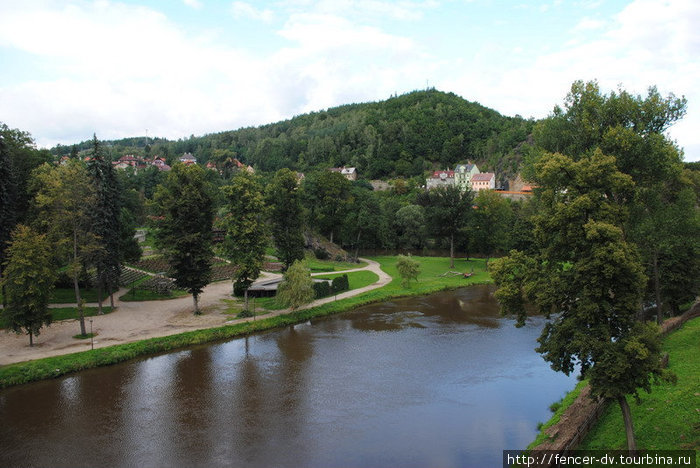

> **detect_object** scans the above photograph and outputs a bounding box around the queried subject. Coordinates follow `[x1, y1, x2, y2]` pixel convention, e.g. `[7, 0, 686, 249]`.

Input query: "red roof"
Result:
[431, 170, 454, 178]
[471, 172, 494, 182]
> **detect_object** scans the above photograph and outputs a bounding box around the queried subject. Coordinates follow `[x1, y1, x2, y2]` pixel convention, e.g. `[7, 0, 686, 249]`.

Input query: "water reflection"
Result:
[0, 285, 576, 468]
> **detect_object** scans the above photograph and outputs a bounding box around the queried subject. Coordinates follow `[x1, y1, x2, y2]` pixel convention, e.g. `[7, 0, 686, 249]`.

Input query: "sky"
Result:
[1, 0, 699, 161]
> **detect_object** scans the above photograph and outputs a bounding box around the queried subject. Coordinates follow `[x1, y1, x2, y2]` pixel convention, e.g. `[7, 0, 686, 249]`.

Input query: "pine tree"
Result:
[87, 134, 122, 312]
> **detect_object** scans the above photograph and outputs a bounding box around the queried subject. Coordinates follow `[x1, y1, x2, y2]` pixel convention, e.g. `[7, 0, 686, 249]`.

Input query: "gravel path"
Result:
[0, 258, 391, 366]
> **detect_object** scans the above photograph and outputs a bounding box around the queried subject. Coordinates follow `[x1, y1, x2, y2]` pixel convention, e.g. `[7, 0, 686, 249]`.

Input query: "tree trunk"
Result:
[329, 230, 334, 245]
[354, 230, 361, 261]
[29, 331, 33, 347]
[109, 286, 115, 309]
[193, 293, 200, 315]
[72, 227, 86, 336]
[618, 396, 638, 454]
[1, 283, 6, 308]
[244, 288, 249, 312]
[652, 250, 663, 324]
[97, 278, 103, 315]
[450, 233, 455, 269]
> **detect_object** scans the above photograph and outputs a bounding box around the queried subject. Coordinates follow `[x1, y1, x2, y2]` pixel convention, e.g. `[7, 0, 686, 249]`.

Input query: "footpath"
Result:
[0, 258, 391, 366]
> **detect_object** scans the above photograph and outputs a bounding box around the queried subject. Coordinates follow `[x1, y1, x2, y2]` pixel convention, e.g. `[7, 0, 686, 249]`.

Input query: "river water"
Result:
[0, 285, 576, 468]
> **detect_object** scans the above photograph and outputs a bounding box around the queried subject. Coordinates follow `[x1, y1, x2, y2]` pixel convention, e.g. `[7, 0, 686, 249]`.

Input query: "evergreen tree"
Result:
[221, 171, 268, 311]
[266, 168, 305, 269]
[1, 225, 56, 346]
[153, 164, 214, 314]
[87, 134, 123, 312]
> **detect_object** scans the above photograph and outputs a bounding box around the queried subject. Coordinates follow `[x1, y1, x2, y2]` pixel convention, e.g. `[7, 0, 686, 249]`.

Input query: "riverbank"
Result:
[0, 256, 490, 388]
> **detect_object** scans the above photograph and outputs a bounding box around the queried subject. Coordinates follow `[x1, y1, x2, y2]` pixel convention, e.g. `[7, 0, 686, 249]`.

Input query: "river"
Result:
[0, 285, 576, 467]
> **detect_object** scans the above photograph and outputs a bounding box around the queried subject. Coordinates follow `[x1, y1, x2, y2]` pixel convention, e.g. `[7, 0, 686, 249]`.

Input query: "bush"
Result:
[313, 281, 331, 299]
[331, 274, 349, 294]
[313, 248, 329, 260]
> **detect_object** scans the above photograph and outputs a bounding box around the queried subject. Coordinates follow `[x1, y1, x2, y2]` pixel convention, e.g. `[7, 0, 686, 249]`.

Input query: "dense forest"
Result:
[51, 89, 534, 183]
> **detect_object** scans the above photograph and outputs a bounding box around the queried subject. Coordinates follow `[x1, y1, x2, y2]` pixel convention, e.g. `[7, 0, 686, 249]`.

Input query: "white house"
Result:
[470, 172, 495, 192]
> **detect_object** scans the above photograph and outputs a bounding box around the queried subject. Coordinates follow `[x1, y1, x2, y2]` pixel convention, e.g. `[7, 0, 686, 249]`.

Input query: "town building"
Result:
[455, 163, 480, 191]
[471, 172, 496, 192]
[426, 169, 455, 189]
[330, 166, 358, 181]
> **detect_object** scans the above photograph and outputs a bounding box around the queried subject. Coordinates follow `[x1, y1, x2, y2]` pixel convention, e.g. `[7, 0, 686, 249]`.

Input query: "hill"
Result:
[51, 89, 534, 181]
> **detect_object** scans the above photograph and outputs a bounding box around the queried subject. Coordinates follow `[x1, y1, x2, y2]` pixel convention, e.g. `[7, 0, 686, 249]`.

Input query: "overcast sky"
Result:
[1, 0, 698, 161]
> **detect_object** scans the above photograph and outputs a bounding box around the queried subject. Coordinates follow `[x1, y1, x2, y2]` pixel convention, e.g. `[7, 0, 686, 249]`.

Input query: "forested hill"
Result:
[52, 89, 535, 180]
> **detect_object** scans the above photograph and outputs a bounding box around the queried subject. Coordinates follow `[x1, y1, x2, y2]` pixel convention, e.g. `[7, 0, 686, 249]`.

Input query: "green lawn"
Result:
[579, 317, 700, 453]
[305, 255, 367, 272]
[314, 270, 379, 290]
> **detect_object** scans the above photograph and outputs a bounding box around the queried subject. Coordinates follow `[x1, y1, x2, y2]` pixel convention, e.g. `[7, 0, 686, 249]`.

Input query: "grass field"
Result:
[50, 287, 118, 304]
[49, 306, 113, 321]
[579, 317, 699, 453]
[305, 255, 367, 272]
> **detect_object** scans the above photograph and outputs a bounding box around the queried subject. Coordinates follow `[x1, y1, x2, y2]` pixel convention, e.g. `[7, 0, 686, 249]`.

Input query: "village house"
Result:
[454, 163, 480, 191]
[152, 156, 171, 171]
[179, 152, 197, 165]
[470, 172, 495, 192]
[330, 166, 358, 181]
[426, 169, 455, 189]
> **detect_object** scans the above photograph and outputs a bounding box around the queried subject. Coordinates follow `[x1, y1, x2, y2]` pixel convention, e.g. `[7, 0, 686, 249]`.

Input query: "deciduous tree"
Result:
[276, 260, 314, 310]
[266, 168, 305, 269]
[396, 254, 420, 288]
[1, 225, 56, 346]
[153, 164, 214, 314]
[221, 171, 268, 310]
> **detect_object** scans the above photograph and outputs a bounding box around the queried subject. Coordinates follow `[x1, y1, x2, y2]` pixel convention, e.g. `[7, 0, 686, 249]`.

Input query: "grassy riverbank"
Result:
[0, 255, 490, 389]
[528, 316, 699, 453]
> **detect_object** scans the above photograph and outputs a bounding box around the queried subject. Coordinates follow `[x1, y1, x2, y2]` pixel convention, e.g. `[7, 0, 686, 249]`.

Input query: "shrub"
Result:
[331, 274, 349, 294]
[313, 281, 331, 299]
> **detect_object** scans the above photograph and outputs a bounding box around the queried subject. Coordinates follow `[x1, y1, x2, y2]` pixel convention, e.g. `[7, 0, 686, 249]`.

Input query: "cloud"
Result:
[231, 1, 274, 22]
[183, 0, 203, 9]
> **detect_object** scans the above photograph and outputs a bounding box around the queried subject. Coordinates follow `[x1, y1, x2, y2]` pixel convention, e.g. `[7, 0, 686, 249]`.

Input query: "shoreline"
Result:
[0, 257, 490, 388]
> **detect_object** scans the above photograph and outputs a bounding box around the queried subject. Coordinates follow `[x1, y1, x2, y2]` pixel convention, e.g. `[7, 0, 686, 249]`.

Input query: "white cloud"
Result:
[183, 0, 203, 9]
[231, 1, 274, 22]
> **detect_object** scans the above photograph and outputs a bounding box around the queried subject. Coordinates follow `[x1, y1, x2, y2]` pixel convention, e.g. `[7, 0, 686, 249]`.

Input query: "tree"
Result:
[1, 225, 56, 346]
[533, 81, 694, 322]
[31, 160, 101, 336]
[87, 134, 123, 312]
[221, 171, 269, 311]
[490, 150, 670, 452]
[394, 204, 426, 250]
[276, 260, 314, 310]
[0, 133, 16, 307]
[417, 185, 473, 268]
[396, 254, 420, 288]
[266, 168, 305, 269]
[153, 164, 214, 314]
[470, 190, 512, 266]
[303, 171, 351, 244]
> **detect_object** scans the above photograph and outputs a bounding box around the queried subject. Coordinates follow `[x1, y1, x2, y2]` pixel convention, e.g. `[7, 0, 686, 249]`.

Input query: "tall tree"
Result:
[221, 171, 269, 311]
[534, 80, 695, 322]
[470, 190, 512, 266]
[31, 160, 101, 336]
[491, 150, 670, 452]
[302, 171, 351, 244]
[1, 225, 56, 346]
[87, 134, 123, 312]
[266, 168, 305, 269]
[0, 134, 16, 307]
[153, 164, 214, 314]
[417, 185, 473, 268]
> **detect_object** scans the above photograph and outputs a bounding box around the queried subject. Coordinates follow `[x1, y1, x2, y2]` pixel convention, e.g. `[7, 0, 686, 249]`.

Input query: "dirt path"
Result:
[0, 258, 391, 366]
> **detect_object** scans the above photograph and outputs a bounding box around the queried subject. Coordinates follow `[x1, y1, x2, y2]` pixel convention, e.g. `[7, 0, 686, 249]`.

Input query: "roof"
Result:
[431, 170, 455, 178]
[180, 152, 196, 161]
[471, 172, 495, 182]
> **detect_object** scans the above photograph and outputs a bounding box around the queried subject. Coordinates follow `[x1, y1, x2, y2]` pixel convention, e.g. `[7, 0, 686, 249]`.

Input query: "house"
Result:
[470, 172, 495, 192]
[426, 170, 455, 189]
[113, 154, 140, 170]
[330, 166, 357, 181]
[179, 153, 197, 165]
[454, 163, 480, 191]
[152, 156, 171, 171]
